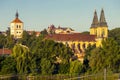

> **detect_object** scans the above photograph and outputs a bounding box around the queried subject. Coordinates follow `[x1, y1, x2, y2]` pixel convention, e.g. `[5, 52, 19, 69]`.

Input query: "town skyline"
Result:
[0, 0, 120, 32]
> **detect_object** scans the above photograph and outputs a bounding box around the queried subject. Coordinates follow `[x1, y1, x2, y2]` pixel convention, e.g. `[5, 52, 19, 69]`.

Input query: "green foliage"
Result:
[69, 60, 83, 75]
[0, 30, 74, 75]
[5, 36, 15, 49]
[0, 34, 15, 49]
[88, 38, 120, 73]
[40, 58, 55, 75]
[58, 63, 70, 74]
[31, 39, 73, 74]
[81, 31, 90, 34]
[0, 56, 16, 74]
[109, 28, 120, 45]
[0, 34, 7, 48]
[12, 44, 31, 74]
[40, 29, 48, 35]
[83, 44, 96, 72]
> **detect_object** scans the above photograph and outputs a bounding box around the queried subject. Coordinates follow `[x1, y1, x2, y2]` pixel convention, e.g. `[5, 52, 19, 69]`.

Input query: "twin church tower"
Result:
[90, 9, 108, 38]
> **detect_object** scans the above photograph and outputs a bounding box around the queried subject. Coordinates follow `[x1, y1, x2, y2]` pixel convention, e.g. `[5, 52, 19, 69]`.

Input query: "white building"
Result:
[10, 11, 23, 38]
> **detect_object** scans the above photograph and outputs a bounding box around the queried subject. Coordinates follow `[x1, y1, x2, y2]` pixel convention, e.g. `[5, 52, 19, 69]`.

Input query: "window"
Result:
[71, 43, 75, 52]
[77, 43, 80, 50]
[16, 25, 19, 28]
[77, 43, 82, 53]
[82, 43, 86, 49]
[102, 29, 105, 37]
[19, 25, 21, 28]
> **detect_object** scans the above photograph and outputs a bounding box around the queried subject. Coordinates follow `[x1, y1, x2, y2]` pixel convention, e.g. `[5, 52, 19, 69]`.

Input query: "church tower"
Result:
[97, 9, 108, 38]
[10, 11, 23, 38]
[90, 9, 108, 38]
[90, 10, 99, 35]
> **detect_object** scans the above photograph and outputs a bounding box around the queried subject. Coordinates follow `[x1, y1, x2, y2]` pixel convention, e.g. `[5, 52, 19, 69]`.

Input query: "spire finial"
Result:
[16, 10, 19, 18]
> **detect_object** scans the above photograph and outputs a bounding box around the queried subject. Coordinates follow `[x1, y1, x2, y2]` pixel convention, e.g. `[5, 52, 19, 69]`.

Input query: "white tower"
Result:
[10, 11, 23, 38]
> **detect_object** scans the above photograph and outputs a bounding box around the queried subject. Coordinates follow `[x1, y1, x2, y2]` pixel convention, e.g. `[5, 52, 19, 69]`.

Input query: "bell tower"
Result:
[90, 10, 99, 35]
[97, 9, 108, 38]
[10, 11, 24, 38]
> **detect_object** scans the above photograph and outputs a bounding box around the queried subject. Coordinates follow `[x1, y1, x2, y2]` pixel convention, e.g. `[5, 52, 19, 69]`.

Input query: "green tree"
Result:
[109, 28, 120, 45]
[12, 44, 31, 74]
[40, 29, 48, 35]
[5, 35, 15, 49]
[0, 34, 7, 48]
[0, 56, 16, 74]
[69, 60, 83, 75]
[40, 58, 55, 75]
[58, 63, 70, 74]
[88, 38, 120, 73]
[83, 44, 96, 72]
[81, 31, 90, 34]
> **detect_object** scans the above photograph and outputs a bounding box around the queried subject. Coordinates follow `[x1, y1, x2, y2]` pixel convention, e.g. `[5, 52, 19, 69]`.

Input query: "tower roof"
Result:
[11, 11, 23, 23]
[11, 18, 23, 23]
[91, 10, 99, 28]
[99, 9, 108, 27]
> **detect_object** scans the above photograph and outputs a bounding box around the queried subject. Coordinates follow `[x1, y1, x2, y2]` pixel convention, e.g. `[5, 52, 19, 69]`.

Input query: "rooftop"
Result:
[11, 18, 23, 23]
[0, 48, 12, 55]
[46, 33, 96, 42]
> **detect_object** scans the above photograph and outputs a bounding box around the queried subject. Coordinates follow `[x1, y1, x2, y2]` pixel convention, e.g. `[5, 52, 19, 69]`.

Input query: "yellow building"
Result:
[10, 11, 24, 38]
[46, 9, 108, 61]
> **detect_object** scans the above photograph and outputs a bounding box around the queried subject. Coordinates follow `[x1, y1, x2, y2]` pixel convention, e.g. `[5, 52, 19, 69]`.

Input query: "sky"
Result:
[0, 0, 120, 32]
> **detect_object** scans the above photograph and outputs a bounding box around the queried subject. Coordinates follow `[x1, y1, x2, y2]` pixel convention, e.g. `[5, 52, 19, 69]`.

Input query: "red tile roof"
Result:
[27, 31, 41, 36]
[0, 49, 12, 55]
[11, 18, 23, 23]
[46, 33, 96, 42]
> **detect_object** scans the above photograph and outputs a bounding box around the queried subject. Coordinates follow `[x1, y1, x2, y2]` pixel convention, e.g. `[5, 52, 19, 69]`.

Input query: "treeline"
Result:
[0, 28, 120, 75]
[0, 31, 83, 75]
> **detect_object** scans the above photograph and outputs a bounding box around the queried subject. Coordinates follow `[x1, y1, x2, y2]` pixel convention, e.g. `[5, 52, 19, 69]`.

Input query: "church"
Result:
[46, 9, 108, 61]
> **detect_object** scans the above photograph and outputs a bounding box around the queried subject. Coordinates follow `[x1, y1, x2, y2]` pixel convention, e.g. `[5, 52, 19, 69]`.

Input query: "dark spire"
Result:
[91, 10, 99, 28]
[99, 8, 108, 27]
[15, 11, 19, 18]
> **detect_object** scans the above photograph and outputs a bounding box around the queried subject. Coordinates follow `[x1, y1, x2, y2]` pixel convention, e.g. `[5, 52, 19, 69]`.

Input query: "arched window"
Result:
[16, 25, 19, 28]
[88, 43, 91, 47]
[82, 43, 86, 49]
[77, 43, 80, 51]
[19, 25, 21, 28]
[77, 43, 82, 53]
[71, 43, 75, 52]
[102, 29, 105, 37]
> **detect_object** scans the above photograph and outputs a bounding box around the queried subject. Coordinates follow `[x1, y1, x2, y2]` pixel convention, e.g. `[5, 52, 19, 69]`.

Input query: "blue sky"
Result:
[0, 0, 120, 32]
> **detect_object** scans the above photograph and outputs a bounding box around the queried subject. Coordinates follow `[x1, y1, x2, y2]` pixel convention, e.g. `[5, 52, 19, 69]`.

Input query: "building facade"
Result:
[10, 11, 24, 38]
[46, 9, 108, 61]
[47, 24, 74, 34]
[90, 9, 108, 38]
